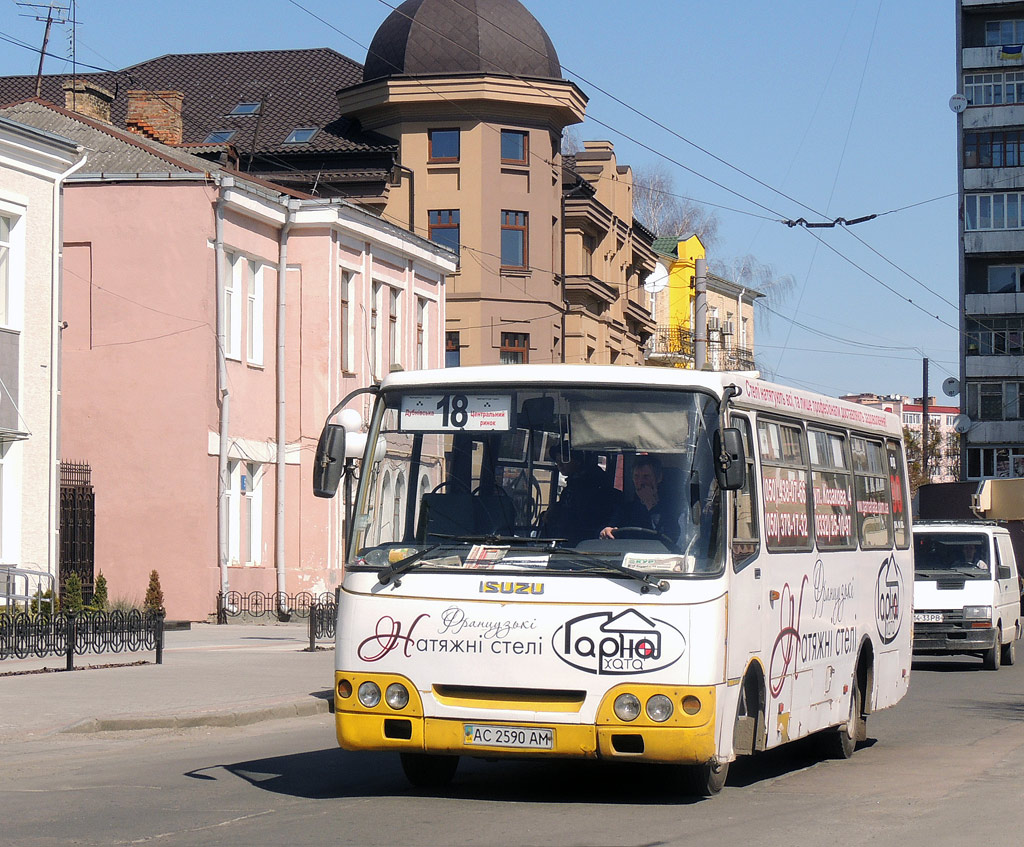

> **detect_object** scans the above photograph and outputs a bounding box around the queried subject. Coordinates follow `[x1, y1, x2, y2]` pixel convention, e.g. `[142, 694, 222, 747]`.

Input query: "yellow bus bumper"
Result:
[334, 672, 718, 765]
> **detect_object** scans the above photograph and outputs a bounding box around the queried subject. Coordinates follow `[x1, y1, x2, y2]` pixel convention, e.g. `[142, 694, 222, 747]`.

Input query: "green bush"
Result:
[144, 570, 165, 614]
[90, 572, 109, 611]
[61, 574, 85, 614]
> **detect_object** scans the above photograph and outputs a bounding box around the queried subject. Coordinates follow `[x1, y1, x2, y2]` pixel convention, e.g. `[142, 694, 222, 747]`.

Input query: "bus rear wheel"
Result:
[822, 681, 863, 760]
[682, 759, 729, 797]
[399, 753, 459, 788]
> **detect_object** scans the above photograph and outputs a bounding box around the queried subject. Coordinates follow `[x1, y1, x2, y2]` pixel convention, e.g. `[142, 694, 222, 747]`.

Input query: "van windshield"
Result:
[913, 532, 991, 578]
[348, 385, 725, 578]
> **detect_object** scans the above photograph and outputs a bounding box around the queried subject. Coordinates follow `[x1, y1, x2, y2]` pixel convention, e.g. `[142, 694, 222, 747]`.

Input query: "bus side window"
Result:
[886, 439, 910, 549]
[732, 415, 759, 568]
[852, 436, 893, 549]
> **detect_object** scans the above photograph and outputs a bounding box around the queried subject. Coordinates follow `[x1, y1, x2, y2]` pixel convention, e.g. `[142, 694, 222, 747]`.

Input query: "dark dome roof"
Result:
[363, 0, 562, 82]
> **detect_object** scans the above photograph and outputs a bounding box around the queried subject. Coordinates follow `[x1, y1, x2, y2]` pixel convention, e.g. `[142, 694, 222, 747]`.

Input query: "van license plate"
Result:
[914, 612, 943, 623]
[463, 724, 554, 749]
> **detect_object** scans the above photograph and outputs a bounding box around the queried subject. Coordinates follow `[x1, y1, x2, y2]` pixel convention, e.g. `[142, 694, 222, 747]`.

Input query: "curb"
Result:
[60, 696, 332, 734]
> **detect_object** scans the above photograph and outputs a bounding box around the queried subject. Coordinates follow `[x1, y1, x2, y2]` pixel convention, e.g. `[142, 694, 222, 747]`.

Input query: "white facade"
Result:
[0, 116, 82, 576]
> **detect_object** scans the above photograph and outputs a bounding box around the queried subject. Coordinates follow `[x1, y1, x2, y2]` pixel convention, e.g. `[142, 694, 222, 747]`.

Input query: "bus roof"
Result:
[377, 365, 901, 437]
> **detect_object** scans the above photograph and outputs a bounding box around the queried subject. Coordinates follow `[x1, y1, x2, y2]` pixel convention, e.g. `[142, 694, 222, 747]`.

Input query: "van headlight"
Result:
[963, 605, 992, 621]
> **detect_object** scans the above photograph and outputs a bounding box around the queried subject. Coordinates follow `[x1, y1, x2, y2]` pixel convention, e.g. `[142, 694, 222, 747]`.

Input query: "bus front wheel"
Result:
[682, 759, 729, 797]
[399, 753, 459, 788]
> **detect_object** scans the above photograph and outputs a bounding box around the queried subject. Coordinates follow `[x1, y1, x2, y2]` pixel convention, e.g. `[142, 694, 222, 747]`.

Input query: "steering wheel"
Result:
[610, 526, 679, 551]
[429, 479, 472, 494]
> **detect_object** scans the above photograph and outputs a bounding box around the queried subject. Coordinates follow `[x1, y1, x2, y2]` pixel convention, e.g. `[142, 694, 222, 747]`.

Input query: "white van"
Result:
[912, 521, 1022, 669]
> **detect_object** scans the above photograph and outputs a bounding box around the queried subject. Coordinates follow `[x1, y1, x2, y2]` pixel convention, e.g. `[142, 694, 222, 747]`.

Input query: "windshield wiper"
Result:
[377, 545, 442, 587]
[550, 547, 670, 594]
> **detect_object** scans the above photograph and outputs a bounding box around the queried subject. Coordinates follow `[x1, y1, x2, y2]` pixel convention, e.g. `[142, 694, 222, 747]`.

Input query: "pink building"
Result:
[0, 98, 455, 620]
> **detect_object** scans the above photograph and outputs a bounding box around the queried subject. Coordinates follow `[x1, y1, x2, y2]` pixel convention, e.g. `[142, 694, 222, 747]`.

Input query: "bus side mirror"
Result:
[715, 428, 746, 491]
[313, 423, 347, 498]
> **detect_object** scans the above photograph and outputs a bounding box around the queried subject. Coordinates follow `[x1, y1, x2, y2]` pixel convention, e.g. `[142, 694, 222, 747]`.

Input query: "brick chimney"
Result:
[125, 90, 184, 145]
[62, 78, 114, 123]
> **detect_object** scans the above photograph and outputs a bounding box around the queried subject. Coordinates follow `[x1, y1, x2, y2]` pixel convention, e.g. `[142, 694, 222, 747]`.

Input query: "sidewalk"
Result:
[0, 622, 336, 742]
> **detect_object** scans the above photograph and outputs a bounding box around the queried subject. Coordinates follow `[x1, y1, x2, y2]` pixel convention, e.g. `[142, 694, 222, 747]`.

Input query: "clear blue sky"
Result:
[0, 0, 959, 400]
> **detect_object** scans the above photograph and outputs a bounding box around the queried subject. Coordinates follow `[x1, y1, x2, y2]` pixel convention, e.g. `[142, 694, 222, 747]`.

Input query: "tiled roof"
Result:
[0, 48, 397, 157]
[364, 0, 562, 82]
[651, 236, 680, 257]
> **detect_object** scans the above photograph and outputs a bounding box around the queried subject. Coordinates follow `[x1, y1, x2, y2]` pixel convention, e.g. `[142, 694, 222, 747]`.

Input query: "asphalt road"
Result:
[1, 653, 1022, 847]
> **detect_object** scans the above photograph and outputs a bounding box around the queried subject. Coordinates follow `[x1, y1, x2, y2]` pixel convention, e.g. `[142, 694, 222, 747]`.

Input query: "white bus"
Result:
[314, 365, 913, 795]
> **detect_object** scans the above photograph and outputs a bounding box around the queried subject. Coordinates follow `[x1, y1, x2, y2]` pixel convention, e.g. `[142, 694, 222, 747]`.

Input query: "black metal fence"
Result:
[308, 597, 337, 650]
[60, 461, 95, 597]
[216, 590, 334, 622]
[0, 609, 165, 669]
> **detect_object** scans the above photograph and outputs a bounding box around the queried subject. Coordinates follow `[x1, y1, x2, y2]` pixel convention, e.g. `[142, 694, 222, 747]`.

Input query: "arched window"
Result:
[379, 471, 393, 543]
[394, 473, 406, 542]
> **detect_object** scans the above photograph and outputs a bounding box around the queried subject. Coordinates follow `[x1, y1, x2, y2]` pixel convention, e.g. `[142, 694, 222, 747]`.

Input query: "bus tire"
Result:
[984, 629, 1002, 670]
[399, 753, 459, 788]
[683, 759, 729, 797]
[823, 681, 861, 760]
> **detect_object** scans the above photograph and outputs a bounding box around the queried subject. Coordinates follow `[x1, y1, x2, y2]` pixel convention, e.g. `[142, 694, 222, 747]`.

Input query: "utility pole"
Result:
[694, 257, 708, 370]
[922, 357, 930, 484]
[16, 3, 69, 97]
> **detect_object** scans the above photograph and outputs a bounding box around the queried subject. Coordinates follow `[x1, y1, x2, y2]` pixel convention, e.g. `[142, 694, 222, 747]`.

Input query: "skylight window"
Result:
[229, 102, 261, 116]
[284, 127, 318, 144]
[204, 130, 237, 143]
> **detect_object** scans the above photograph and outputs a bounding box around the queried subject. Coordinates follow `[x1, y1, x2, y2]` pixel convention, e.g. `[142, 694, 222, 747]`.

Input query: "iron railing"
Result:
[217, 590, 334, 623]
[647, 325, 756, 371]
[308, 595, 338, 650]
[0, 609, 164, 669]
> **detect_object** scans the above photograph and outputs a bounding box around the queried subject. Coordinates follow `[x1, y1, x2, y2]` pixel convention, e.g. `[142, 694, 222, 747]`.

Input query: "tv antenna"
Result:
[16, 2, 71, 97]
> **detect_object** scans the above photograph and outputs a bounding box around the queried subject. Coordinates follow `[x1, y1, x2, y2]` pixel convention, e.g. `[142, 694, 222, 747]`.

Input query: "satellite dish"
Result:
[643, 263, 668, 294]
[953, 414, 972, 434]
[942, 376, 961, 397]
[949, 93, 968, 113]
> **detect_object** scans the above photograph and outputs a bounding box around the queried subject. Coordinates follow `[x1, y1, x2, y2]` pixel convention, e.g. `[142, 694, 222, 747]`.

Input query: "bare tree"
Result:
[561, 127, 582, 156]
[633, 163, 720, 250]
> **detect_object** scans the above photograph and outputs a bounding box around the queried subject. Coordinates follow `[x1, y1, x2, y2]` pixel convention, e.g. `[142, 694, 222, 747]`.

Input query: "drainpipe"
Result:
[48, 148, 87, 583]
[276, 198, 299, 610]
[215, 176, 233, 598]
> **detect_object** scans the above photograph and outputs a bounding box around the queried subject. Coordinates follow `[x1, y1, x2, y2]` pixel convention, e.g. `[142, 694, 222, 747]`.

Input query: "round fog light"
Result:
[646, 694, 674, 722]
[385, 682, 410, 710]
[357, 681, 381, 708]
[613, 692, 642, 721]
[337, 678, 352, 699]
[681, 695, 701, 715]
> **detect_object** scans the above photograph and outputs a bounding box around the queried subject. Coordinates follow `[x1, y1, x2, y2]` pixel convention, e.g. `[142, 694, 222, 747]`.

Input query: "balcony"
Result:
[646, 325, 755, 371]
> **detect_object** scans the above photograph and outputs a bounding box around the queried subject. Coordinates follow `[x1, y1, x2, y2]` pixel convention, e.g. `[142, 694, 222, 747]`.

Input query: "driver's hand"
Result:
[599, 526, 616, 539]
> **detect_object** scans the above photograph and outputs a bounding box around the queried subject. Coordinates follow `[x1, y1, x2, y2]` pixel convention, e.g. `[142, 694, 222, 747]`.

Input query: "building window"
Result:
[246, 260, 264, 366]
[228, 460, 262, 566]
[204, 130, 237, 143]
[0, 215, 10, 327]
[224, 253, 243, 360]
[340, 269, 352, 373]
[965, 193, 1024, 230]
[966, 315, 1024, 355]
[229, 102, 260, 116]
[416, 298, 426, 370]
[445, 331, 461, 367]
[428, 129, 460, 162]
[389, 287, 400, 370]
[371, 282, 381, 379]
[428, 210, 460, 256]
[500, 332, 529, 364]
[967, 380, 1024, 421]
[500, 130, 528, 165]
[500, 210, 528, 269]
[964, 71, 1024, 106]
[967, 446, 1024, 479]
[284, 127, 317, 144]
[986, 20, 1024, 46]
[964, 129, 1024, 168]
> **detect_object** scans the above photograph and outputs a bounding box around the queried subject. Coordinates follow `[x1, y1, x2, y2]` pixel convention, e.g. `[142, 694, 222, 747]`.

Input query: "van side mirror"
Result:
[715, 428, 746, 491]
[998, 563, 1013, 580]
[313, 423, 347, 498]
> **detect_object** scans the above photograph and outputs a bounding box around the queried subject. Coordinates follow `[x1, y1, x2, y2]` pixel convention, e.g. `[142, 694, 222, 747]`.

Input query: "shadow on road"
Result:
[194, 732, 872, 804]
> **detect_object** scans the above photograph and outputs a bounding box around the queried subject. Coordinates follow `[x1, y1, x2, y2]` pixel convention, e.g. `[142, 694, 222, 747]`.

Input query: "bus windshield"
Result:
[349, 385, 725, 578]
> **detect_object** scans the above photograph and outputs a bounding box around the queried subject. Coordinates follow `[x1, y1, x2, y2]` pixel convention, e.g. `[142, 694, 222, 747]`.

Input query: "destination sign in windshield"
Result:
[400, 393, 512, 431]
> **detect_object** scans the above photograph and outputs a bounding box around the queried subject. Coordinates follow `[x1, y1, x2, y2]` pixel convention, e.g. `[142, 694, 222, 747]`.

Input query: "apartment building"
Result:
[958, 1, 1024, 479]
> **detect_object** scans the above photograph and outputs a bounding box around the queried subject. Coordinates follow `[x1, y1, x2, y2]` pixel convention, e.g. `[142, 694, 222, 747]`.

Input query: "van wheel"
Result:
[682, 759, 729, 797]
[822, 682, 861, 759]
[983, 629, 1002, 670]
[1001, 632, 1016, 666]
[399, 753, 459, 788]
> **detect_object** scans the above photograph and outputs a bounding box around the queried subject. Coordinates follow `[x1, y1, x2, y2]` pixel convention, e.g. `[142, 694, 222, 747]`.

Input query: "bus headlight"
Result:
[385, 682, 410, 710]
[963, 605, 992, 621]
[645, 694, 674, 722]
[357, 681, 382, 707]
[613, 693, 641, 721]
